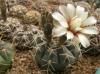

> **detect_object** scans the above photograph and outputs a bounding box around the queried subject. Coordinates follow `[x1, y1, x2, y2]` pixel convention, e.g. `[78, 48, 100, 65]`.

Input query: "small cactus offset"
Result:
[9, 5, 28, 18]
[0, 40, 15, 74]
[23, 10, 41, 25]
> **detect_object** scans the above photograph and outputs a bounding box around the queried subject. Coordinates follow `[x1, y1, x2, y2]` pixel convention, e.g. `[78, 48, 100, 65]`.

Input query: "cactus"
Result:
[12, 25, 46, 50]
[9, 5, 28, 18]
[34, 12, 80, 73]
[0, 17, 23, 42]
[33, 0, 51, 14]
[22, 10, 41, 25]
[0, 40, 15, 74]
[35, 39, 80, 73]
[12, 30, 34, 50]
[12, 26, 34, 50]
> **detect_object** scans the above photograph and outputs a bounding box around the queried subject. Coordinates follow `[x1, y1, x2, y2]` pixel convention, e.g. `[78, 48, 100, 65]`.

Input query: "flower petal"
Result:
[76, 6, 88, 21]
[80, 12, 88, 21]
[59, 5, 69, 19]
[78, 34, 90, 48]
[59, 21, 68, 28]
[52, 12, 65, 21]
[52, 12, 68, 28]
[76, 6, 85, 17]
[52, 26, 67, 37]
[66, 31, 74, 40]
[66, 4, 75, 18]
[80, 26, 99, 34]
[82, 16, 97, 26]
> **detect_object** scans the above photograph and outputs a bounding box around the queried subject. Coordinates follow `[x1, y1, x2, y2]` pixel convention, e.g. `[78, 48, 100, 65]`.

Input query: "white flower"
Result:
[52, 4, 99, 48]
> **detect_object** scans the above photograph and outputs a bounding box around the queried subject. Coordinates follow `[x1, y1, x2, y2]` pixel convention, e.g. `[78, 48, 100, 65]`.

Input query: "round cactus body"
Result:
[10, 5, 28, 18]
[0, 17, 22, 42]
[35, 43, 80, 73]
[23, 10, 41, 25]
[0, 40, 15, 74]
[13, 25, 46, 50]
[12, 30, 34, 50]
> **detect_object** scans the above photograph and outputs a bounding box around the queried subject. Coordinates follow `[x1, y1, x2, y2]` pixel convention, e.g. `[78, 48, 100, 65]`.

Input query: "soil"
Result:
[6, 50, 40, 74]
[71, 55, 100, 74]
[6, 50, 100, 74]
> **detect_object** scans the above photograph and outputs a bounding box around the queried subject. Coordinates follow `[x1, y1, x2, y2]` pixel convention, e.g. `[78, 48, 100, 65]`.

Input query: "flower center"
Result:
[67, 17, 82, 35]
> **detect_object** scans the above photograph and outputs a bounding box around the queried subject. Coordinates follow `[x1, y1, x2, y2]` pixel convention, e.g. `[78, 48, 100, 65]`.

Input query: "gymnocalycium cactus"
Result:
[34, 3, 99, 73]
[34, 11, 80, 73]
[0, 17, 23, 42]
[0, 40, 15, 74]
[13, 24, 46, 50]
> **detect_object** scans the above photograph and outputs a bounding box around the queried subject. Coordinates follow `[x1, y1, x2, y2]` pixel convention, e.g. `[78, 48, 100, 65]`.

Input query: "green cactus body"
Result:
[35, 43, 80, 73]
[0, 40, 15, 74]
